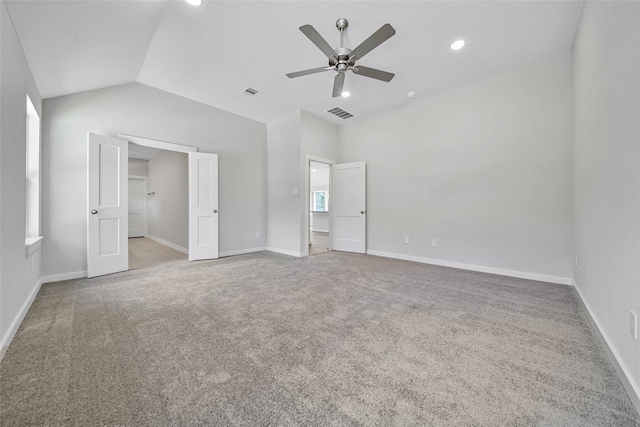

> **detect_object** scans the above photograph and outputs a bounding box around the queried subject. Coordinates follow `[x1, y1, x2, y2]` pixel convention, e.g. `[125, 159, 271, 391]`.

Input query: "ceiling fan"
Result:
[286, 18, 396, 97]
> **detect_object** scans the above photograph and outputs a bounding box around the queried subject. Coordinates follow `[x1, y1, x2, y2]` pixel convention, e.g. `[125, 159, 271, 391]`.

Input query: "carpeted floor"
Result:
[1, 251, 639, 426]
[129, 237, 187, 270]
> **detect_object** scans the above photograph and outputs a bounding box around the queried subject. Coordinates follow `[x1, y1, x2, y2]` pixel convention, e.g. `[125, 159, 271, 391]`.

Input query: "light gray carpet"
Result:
[1, 251, 639, 426]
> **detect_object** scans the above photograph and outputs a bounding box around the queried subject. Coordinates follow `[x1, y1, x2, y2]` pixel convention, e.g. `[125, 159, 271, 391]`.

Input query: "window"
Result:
[26, 95, 42, 253]
[312, 191, 329, 212]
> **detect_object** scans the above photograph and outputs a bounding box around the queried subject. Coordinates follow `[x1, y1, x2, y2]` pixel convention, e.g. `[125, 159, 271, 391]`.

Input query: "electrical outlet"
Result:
[432, 239, 437, 248]
[631, 311, 638, 340]
[256, 232, 260, 239]
[292, 188, 299, 195]
[404, 236, 410, 244]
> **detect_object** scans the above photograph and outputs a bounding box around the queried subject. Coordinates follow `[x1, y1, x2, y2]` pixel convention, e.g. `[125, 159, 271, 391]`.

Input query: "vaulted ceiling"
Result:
[6, 0, 582, 125]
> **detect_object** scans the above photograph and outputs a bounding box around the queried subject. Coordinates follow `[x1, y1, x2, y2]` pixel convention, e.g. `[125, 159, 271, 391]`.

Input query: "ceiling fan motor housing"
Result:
[330, 47, 356, 72]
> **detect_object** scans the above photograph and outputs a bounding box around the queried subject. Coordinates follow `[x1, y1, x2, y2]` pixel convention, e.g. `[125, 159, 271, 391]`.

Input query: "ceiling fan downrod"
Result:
[336, 18, 348, 49]
[333, 18, 354, 75]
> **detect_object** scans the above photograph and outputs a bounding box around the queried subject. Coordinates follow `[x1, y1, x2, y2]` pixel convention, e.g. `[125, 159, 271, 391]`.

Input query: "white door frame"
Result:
[120, 134, 199, 257]
[304, 155, 336, 257]
[118, 133, 198, 154]
[128, 175, 148, 237]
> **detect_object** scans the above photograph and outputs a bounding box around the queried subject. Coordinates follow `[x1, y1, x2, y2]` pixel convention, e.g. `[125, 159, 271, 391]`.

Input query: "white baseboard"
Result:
[266, 247, 304, 258]
[41, 270, 87, 284]
[219, 247, 266, 257]
[146, 235, 188, 254]
[572, 279, 640, 414]
[366, 250, 572, 286]
[0, 277, 44, 364]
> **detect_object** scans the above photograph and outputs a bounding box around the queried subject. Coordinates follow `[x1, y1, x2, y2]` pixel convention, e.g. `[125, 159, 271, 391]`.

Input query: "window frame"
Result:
[312, 190, 329, 212]
[25, 95, 43, 255]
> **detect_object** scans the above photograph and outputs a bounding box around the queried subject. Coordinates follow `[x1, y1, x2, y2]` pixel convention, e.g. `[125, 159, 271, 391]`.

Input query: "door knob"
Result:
[361, 211, 365, 214]
[213, 209, 218, 213]
[91, 209, 98, 214]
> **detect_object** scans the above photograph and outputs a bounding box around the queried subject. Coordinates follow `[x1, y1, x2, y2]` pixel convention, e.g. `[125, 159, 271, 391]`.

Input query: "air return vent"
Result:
[327, 107, 354, 119]
[242, 87, 259, 96]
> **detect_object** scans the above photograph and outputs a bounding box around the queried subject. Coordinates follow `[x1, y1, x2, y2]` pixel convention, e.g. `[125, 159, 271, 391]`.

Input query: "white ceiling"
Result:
[6, 0, 582, 126]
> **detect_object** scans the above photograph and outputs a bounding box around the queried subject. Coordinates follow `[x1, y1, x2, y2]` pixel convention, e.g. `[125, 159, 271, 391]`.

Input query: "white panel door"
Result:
[87, 133, 128, 278]
[188, 152, 219, 261]
[128, 177, 147, 237]
[332, 161, 366, 253]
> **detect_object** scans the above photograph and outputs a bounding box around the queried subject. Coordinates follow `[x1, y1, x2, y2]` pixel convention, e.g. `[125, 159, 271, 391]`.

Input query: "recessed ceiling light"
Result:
[312, 169, 317, 172]
[450, 39, 466, 51]
[185, 0, 202, 6]
[407, 91, 417, 98]
[341, 91, 351, 98]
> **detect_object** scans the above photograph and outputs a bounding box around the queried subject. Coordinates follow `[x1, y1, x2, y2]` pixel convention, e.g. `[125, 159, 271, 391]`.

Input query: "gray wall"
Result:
[266, 110, 339, 256]
[266, 111, 301, 256]
[42, 82, 266, 277]
[339, 53, 574, 281]
[0, 0, 43, 351]
[300, 111, 338, 254]
[573, 0, 640, 398]
[147, 151, 188, 251]
[128, 158, 149, 177]
[300, 111, 339, 162]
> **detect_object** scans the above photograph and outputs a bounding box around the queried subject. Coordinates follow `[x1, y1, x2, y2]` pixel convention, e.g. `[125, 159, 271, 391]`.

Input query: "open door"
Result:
[188, 152, 219, 261]
[332, 161, 366, 253]
[87, 133, 129, 278]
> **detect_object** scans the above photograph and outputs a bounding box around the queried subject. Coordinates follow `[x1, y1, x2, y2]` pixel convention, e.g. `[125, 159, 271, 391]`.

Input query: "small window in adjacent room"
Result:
[25, 95, 42, 253]
[312, 191, 329, 212]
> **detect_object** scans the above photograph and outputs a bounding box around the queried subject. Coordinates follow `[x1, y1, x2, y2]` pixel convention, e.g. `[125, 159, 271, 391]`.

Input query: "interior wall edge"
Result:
[146, 234, 188, 255]
[573, 279, 640, 414]
[266, 247, 304, 258]
[219, 247, 267, 258]
[0, 276, 43, 364]
[41, 271, 87, 284]
[366, 250, 572, 286]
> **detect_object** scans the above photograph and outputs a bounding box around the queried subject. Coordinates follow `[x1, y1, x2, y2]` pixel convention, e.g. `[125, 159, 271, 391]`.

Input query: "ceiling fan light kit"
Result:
[287, 18, 396, 98]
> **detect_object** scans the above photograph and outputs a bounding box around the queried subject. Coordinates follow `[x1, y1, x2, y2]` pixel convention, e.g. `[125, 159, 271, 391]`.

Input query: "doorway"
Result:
[87, 133, 219, 278]
[309, 160, 331, 255]
[127, 143, 189, 269]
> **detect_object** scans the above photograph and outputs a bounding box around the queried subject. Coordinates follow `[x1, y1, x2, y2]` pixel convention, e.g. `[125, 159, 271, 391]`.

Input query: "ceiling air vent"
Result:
[327, 107, 354, 119]
[242, 87, 259, 96]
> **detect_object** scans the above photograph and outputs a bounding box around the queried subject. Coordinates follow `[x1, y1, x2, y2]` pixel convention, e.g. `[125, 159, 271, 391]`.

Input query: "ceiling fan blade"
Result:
[299, 25, 336, 59]
[350, 23, 396, 60]
[332, 73, 345, 97]
[352, 65, 395, 82]
[286, 67, 332, 78]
